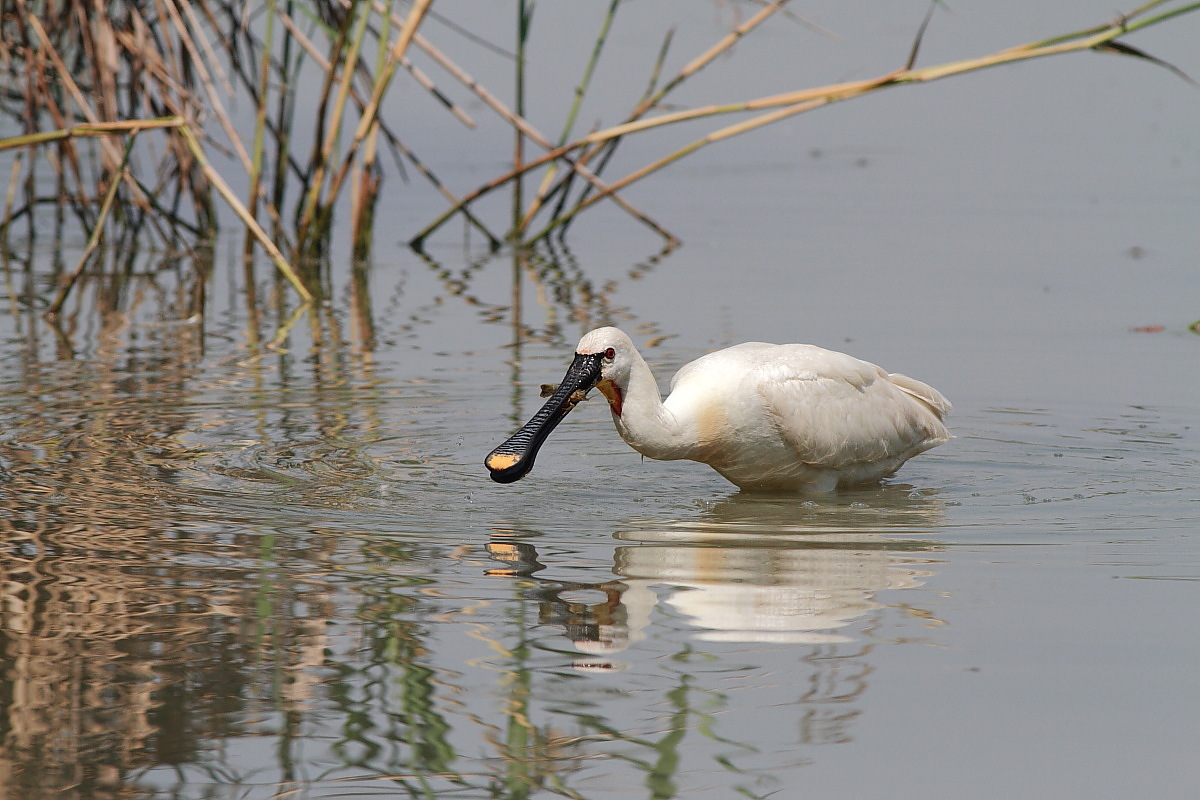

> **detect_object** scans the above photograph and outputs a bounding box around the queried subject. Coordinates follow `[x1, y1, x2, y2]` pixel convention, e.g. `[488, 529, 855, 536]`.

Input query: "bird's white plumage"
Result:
[576, 327, 951, 492]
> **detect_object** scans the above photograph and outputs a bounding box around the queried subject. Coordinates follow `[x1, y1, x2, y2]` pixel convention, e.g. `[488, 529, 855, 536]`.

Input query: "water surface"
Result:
[2, 2, 1199, 798]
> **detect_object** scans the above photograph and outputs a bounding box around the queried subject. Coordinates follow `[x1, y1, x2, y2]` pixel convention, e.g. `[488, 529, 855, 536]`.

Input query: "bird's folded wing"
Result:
[757, 362, 950, 469]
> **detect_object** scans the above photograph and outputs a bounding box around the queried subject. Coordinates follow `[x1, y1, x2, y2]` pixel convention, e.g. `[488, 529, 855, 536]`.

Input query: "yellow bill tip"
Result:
[486, 452, 521, 472]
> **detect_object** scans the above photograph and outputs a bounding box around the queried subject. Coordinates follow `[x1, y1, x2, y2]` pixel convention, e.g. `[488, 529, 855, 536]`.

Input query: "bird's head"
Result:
[484, 327, 633, 484]
[576, 326, 634, 404]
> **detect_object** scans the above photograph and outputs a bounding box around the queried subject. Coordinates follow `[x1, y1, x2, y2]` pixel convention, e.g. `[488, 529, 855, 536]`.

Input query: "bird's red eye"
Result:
[604, 347, 616, 359]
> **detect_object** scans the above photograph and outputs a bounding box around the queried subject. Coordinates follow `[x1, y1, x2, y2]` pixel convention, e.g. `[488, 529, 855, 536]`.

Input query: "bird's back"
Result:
[664, 342, 950, 491]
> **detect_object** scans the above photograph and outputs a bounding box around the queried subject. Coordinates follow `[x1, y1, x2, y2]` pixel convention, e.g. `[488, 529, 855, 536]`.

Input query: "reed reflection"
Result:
[0, 265, 399, 798]
[0, 471, 343, 798]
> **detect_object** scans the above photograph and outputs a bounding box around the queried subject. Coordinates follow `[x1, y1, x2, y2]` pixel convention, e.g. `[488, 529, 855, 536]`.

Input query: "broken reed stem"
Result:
[638, 0, 793, 123]
[406, 104, 680, 247]
[561, 2, 1200, 229]
[532, 5, 1199, 238]
[543, 21, 677, 234]
[409, 142, 575, 250]
[162, 0, 254, 174]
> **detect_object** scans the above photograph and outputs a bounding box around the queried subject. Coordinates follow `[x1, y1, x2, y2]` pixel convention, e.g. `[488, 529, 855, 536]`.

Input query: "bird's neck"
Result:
[610, 356, 690, 461]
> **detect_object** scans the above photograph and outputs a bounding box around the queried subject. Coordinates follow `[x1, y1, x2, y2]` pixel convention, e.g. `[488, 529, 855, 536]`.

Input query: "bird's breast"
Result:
[692, 398, 731, 455]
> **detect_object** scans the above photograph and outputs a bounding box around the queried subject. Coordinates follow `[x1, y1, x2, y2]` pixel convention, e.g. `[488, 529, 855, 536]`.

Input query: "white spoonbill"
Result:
[485, 327, 951, 492]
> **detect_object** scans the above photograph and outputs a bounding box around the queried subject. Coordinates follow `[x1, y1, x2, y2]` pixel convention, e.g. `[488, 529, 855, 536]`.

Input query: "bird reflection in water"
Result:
[485, 487, 946, 668]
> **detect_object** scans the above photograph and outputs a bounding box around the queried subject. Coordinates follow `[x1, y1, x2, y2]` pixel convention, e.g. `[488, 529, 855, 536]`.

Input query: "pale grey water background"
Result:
[1, 2, 1198, 798]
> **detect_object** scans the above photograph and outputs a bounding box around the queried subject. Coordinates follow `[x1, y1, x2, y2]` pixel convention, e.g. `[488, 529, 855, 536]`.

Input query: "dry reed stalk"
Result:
[404, 119, 679, 249]
[412, 0, 791, 246]
[1, 151, 23, 237]
[409, 142, 575, 250]
[18, 5, 121, 167]
[8, 0, 221, 252]
[0, 118, 188, 152]
[47, 138, 135, 317]
[2, 116, 312, 303]
[292, 0, 433, 248]
[316, 0, 434, 224]
[529, 1, 1200, 240]
[519, 0, 621, 234]
[177, 123, 314, 302]
[8, 0, 1196, 311]
[400, 59, 476, 129]
[413, 0, 1197, 246]
[269, 1, 497, 246]
[338, 0, 478, 128]
[583, 2, 1197, 144]
[542, 22, 676, 231]
[544, 0, 793, 231]
[3, 0, 429, 318]
[244, 0, 278, 262]
[527, 97, 826, 242]
[164, 0, 248, 173]
[658, 0, 794, 107]
[158, 0, 300, 256]
[159, 0, 254, 176]
[401, 17, 676, 244]
[296, 0, 372, 247]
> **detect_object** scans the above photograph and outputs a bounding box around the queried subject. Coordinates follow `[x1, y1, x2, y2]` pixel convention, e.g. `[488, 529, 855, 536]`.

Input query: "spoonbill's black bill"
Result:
[485, 350, 605, 483]
[486, 327, 951, 492]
